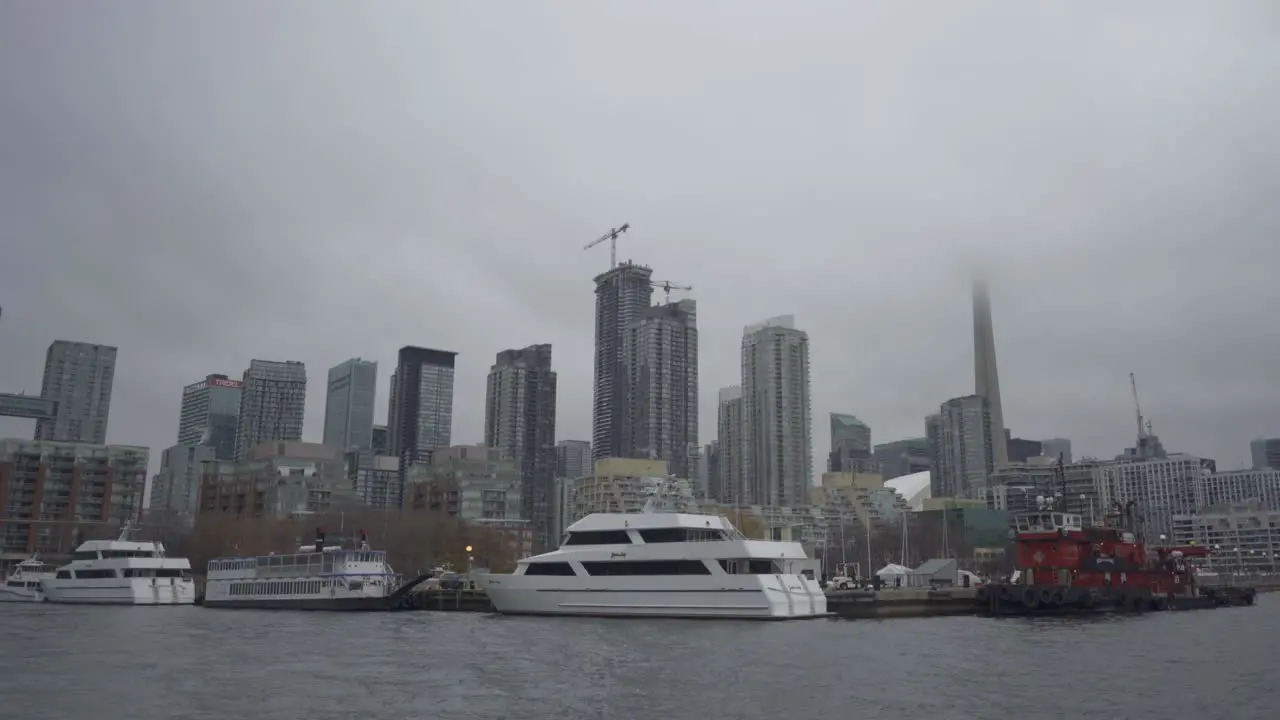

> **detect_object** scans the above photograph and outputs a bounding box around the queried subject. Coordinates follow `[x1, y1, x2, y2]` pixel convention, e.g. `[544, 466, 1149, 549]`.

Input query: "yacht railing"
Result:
[719, 516, 749, 541]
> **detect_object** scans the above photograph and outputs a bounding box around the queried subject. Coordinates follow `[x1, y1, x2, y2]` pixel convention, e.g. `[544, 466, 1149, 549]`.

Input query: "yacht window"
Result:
[637, 528, 725, 543]
[563, 530, 633, 546]
[156, 569, 183, 578]
[524, 562, 577, 576]
[74, 569, 117, 579]
[72, 551, 98, 562]
[717, 559, 781, 574]
[56, 570, 71, 579]
[6, 581, 24, 587]
[582, 560, 711, 576]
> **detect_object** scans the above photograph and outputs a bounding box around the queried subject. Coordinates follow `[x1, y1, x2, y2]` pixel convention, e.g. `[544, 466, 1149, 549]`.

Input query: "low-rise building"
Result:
[0, 439, 149, 563]
[198, 441, 356, 519]
[1171, 501, 1280, 574]
[405, 445, 521, 522]
[345, 451, 402, 510]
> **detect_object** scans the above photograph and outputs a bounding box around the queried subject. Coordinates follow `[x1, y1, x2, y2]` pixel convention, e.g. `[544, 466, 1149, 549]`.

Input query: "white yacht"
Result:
[202, 529, 403, 610]
[0, 557, 56, 602]
[40, 526, 196, 605]
[476, 503, 828, 620]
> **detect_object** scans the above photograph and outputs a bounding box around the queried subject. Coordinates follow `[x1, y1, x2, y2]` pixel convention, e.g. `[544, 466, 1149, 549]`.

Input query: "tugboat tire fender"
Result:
[1038, 587, 1057, 606]
[1021, 587, 1039, 608]
[1050, 588, 1067, 606]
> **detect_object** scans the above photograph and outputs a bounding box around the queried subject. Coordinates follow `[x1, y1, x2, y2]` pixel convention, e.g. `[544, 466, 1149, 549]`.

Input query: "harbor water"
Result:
[2, 594, 1276, 720]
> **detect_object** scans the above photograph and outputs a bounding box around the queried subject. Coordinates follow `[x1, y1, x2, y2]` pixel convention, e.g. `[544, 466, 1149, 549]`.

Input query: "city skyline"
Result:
[3, 4, 1280, 477]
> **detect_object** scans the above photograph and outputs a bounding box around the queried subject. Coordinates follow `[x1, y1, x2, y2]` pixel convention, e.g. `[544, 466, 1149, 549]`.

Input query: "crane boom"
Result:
[650, 280, 692, 300]
[583, 223, 631, 269]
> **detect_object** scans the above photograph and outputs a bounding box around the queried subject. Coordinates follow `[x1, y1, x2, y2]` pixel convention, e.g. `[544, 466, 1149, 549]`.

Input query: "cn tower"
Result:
[973, 279, 1009, 466]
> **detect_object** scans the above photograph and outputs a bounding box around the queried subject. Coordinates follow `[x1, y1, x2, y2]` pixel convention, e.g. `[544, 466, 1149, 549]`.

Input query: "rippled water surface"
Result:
[2, 595, 1276, 720]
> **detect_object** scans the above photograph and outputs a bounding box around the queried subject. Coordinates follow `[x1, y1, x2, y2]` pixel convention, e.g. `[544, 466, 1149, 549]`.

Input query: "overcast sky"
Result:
[2, 2, 1278, 480]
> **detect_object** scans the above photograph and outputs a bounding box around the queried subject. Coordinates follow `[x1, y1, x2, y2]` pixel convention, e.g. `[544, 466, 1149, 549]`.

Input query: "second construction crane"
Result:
[584, 223, 631, 270]
[650, 280, 692, 300]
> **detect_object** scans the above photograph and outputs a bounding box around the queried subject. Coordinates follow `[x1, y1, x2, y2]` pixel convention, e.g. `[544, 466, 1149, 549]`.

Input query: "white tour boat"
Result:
[0, 557, 56, 602]
[40, 525, 196, 605]
[476, 495, 828, 620]
[202, 529, 404, 610]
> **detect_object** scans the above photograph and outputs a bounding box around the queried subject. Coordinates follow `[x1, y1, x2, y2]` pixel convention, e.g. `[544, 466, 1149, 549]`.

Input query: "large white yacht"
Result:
[40, 526, 196, 605]
[476, 501, 828, 620]
[203, 529, 403, 610]
[0, 557, 56, 602]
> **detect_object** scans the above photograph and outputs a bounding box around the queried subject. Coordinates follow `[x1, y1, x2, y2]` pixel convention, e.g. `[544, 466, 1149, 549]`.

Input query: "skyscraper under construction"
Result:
[592, 262, 654, 464]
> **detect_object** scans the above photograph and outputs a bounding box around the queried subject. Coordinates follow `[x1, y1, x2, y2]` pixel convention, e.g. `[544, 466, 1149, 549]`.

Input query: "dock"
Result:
[824, 587, 980, 619]
[391, 588, 494, 612]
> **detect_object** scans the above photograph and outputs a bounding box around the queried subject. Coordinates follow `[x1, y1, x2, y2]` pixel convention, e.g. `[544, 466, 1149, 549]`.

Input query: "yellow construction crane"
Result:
[583, 223, 631, 269]
[650, 280, 692, 300]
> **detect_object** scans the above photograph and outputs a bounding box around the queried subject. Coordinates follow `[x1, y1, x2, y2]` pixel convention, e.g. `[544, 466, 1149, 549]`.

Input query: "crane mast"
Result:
[1130, 372, 1146, 439]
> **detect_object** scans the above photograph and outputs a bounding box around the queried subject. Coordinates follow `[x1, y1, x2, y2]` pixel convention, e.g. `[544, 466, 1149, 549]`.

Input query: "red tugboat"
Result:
[978, 498, 1257, 615]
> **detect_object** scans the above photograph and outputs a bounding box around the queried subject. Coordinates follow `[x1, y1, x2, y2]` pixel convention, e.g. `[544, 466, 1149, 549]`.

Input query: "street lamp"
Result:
[465, 545, 474, 583]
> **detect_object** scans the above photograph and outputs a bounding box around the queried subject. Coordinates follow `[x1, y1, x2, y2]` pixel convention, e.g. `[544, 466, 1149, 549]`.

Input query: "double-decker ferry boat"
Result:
[0, 557, 56, 602]
[40, 525, 196, 605]
[203, 529, 405, 610]
[475, 494, 828, 620]
[979, 496, 1257, 615]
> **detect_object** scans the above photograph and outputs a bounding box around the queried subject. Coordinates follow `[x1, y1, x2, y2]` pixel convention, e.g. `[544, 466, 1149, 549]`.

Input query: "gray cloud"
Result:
[2, 2, 1279, 479]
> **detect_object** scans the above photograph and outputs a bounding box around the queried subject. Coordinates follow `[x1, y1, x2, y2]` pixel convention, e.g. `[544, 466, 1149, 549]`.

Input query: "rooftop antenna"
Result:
[583, 223, 631, 270]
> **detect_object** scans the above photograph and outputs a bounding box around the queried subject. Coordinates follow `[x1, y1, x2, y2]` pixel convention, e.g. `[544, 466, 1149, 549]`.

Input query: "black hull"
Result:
[203, 597, 391, 611]
[976, 583, 1257, 617]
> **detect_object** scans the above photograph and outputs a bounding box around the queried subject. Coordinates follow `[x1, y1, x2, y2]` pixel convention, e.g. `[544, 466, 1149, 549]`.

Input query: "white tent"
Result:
[875, 563, 912, 578]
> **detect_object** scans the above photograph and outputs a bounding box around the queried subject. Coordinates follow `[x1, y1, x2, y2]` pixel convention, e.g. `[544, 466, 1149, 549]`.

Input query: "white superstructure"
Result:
[40, 527, 195, 605]
[476, 505, 828, 620]
[1, 557, 56, 602]
[203, 530, 402, 610]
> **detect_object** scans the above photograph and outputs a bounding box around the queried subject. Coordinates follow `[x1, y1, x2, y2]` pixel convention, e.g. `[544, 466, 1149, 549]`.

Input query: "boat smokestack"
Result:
[315, 528, 326, 553]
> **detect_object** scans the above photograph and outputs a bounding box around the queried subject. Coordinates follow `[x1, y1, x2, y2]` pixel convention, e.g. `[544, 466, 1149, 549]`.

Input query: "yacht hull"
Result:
[479, 575, 828, 620]
[41, 578, 196, 605]
[202, 596, 391, 611]
[0, 588, 45, 602]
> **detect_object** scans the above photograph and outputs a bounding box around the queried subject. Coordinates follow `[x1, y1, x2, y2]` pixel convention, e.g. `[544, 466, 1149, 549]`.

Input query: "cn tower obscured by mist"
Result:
[972, 279, 1009, 467]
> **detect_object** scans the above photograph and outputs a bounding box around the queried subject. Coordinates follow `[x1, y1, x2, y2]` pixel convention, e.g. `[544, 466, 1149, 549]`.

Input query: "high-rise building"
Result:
[484, 344, 557, 548]
[972, 280, 1008, 467]
[390, 346, 457, 473]
[1040, 438, 1073, 464]
[371, 425, 390, 455]
[925, 414, 944, 497]
[555, 440, 591, 479]
[623, 298, 698, 478]
[233, 359, 307, 461]
[741, 316, 812, 507]
[873, 437, 931, 481]
[828, 413, 871, 472]
[1250, 437, 1280, 470]
[149, 443, 217, 522]
[936, 394, 994, 501]
[177, 374, 242, 460]
[701, 441, 719, 501]
[322, 358, 378, 451]
[716, 385, 745, 504]
[592, 262, 654, 463]
[34, 341, 117, 444]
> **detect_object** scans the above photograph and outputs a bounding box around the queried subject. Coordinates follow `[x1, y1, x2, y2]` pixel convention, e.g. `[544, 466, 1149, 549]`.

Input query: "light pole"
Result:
[465, 544, 474, 586]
